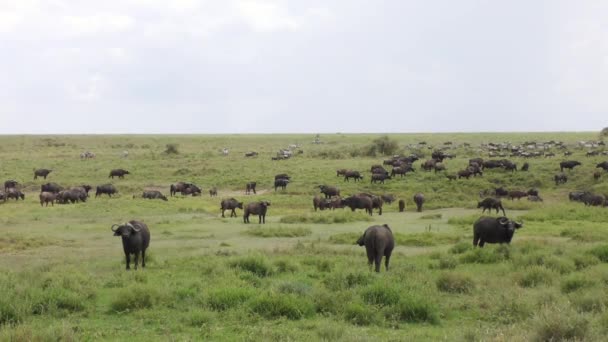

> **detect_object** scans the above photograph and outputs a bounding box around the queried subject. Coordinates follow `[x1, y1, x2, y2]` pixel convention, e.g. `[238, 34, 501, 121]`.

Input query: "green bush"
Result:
[517, 267, 554, 288]
[384, 295, 440, 324]
[274, 259, 299, 273]
[437, 255, 458, 269]
[110, 285, 158, 312]
[590, 245, 608, 262]
[344, 302, 380, 326]
[436, 273, 475, 294]
[207, 287, 256, 311]
[533, 305, 589, 342]
[573, 254, 600, 270]
[229, 256, 273, 277]
[361, 284, 401, 307]
[459, 248, 506, 264]
[187, 309, 215, 327]
[570, 291, 606, 313]
[561, 275, 595, 293]
[450, 242, 472, 254]
[248, 293, 315, 320]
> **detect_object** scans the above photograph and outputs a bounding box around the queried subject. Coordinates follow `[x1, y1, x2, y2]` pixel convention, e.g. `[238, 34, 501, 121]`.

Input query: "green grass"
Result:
[1, 133, 608, 340]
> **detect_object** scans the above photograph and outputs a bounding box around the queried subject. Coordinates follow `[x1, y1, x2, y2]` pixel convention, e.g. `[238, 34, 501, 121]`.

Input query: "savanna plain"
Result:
[1, 133, 608, 341]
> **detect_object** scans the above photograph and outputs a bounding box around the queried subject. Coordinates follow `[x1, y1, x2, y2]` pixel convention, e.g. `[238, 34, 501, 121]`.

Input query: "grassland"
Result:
[1, 132, 608, 341]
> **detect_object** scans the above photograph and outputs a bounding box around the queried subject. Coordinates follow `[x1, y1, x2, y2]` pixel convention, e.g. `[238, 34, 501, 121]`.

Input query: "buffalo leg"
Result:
[134, 252, 139, 270]
[141, 249, 146, 268]
[473, 234, 479, 247]
[366, 249, 374, 271]
[221, 209, 225, 218]
[384, 253, 391, 271]
[374, 253, 383, 272]
[500, 206, 506, 216]
[478, 240, 485, 248]
[125, 253, 131, 270]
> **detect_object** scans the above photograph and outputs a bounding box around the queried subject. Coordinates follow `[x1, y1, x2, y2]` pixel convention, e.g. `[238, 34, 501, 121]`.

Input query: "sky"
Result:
[0, 0, 606, 134]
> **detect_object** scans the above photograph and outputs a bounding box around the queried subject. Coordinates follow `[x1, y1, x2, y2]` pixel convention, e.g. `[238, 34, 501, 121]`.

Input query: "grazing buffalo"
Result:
[371, 173, 391, 184]
[39, 192, 57, 206]
[243, 201, 270, 223]
[274, 178, 289, 191]
[344, 170, 363, 182]
[527, 189, 539, 197]
[245, 182, 257, 195]
[509, 190, 528, 200]
[391, 165, 414, 178]
[381, 194, 395, 204]
[584, 194, 605, 207]
[140, 190, 168, 201]
[109, 169, 130, 179]
[569, 191, 590, 202]
[336, 169, 348, 177]
[483, 160, 504, 170]
[413, 193, 425, 212]
[58, 189, 87, 204]
[275, 174, 290, 181]
[503, 162, 517, 172]
[96, 184, 117, 198]
[495, 187, 509, 197]
[318, 185, 340, 198]
[560, 161, 581, 172]
[594, 171, 602, 181]
[398, 199, 405, 212]
[0, 191, 5, 202]
[457, 169, 473, 179]
[181, 185, 202, 196]
[111, 221, 150, 270]
[597, 161, 608, 172]
[422, 159, 436, 171]
[34, 168, 52, 180]
[521, 162, 529, 171]
[209, 187, 218, 197]
[326, 196, 344, 210]
[4, 180, 18, 191]
[473, 216, 523, 247]
[357, 193, 383, 215]
[446, 174, 457, 181]
[221, 198, 243, 217]
[478, 198, 506, 216]
[71, 185, 92, 196]
[245, 151, 258, 157]
[313, 196, 327, 211]
[170, 182, 190, 196]
[370, 165, 387, 174]
[342, 195, 373, 215]
[554, 173, 568, 185]
[41, 182, 64, 194]
[356, 224, 395, 272]
[469, 158, 484, 167]
[6, 188, 25, 201]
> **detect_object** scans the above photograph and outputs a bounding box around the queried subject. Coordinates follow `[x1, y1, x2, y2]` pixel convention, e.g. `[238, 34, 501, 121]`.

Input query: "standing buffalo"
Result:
[6, 188, 25, 201]
[477, 198, 506, 216]
[560, 161, 581, 172]
[34, 169, 52, 180]
[181, 185, 202, 196]
[413, 193, 425, 212]
[457, 169, 473, 179]
[274, 178, 289, 191]
[209, 187, 218, 197]
[243, 201, 270, 223]
[96, 184, 117, 198]
[473, 216, 523, 247]
[569, 191, 590, 202]
[371, 173, 391, 184]
[4, 180, 18, 191]
[521, 162, 529, 171]
[342, 195, 373, 215]
[111, 221, 150, 270]
[109, 169, 130, 179]
[40, 192, 57, 206]
[245, 182, 257, 195]
[318, 185, 340, 198]
[336, 169, 348, 177]
[381, 194, 395, 204]
[221, 198, 244, 217]
[356, 193, 384, 215]
[583, 194, 605, 207]
[41, 182, 63, 194]
[344, 170, 363, 182]
[356, 224, 395, 272]
[509, 190, 528, 200]
[139, 190, 168, 201]
[57, 189, 87, 204]
[274, 174, 290, 181]
[554, 173, 568, 185]
[597, 161, 608, 172]
[391, 165, 414, 178]
[170, 182, 192, 196]
[398, 199, 405, 212]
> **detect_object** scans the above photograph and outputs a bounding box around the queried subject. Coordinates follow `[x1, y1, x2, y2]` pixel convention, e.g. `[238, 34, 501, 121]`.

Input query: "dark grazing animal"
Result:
[109, 169, 130, 179]
[221, 198, 244, 217]
[521, 162, 529, 171]
[495, 187, 509, 197]
[111, 221, 150, 270]
[318, 185, 340, 198]
[274, 178, 289, 191]
[344, 170, 363, 182]
[274, 174, 290, 181]
[473, 216, 523, 247]
[509, 190, 528, 200]
[245, 151, 258, 157]
[413, 193, 425, 212]
[560, 160, 581, 172]
[554, 173, 568, 185]
[170, 182, 195, 197]
[583, 194, 605, 207]
[380, 194, 395, 204]
[341, 195, 373, 215]
[597, 161, 608, 172]
[57, 189, 87, 203]
[569, 191, 591, 202]
[477, 198, 506, 216]
[527, 188, 539, 197]
[33, 168, 52, 180]
[4, 180, 18, 191]
[446, 174, 457, 181]
[371, 173, 391, 184]
[390, 165, 414, 178]
[71, 185, 92, 196]
[313, 196, 327, 211]
[357, 193, 383, 215]
[6, 188, 25, 201]
[96, 184, 117, 198]
[594, 171, 602, 180]
[245, 182, 257, 195]
[398, 199, 405, 212]
[243, 201, 270, 223]
[181, 185, 202, 196]
[141, 190, 168, 201]
[336, 169, 348, 177]
[356, 224, 395, 272]
[39, 192, 57, 206]
[457, 169, 473, 179]
[209, 187, 218, 197]
[41, 182, 64, 194]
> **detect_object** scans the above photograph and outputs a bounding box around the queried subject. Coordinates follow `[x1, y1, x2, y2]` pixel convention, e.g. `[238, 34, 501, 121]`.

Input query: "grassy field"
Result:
[1, 133, 608, 341]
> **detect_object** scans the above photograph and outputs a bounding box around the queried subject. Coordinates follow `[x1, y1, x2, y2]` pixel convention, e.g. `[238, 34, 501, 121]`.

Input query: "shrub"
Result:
[384, 295, 440, 324]
[437, 255, 458, 269]
[207, 287, 256, 311]
[533, 305, 589, 342]
[561, 275, 595, 293]
[322, 271, 373, 291]
[188, 309, 215, 327]
[491, 297, 532, 324]
[164, 144, 179, 154]
[328, 232, 360, 245]
[570, 291, 606, 313]
[282, 212, 372, 224]
[590, 245, 608, 262]
[109, 285, 158, 312]
[459, 248, 506, 264]
[277, 281, 312, 296]
[436, 273, 475, 294]
[361, 284, 401, 307]
[450, 242, 472, 254]
[573, 254, 600, 270]
[229, 256, 273, 277]
[248, 293, 315, 320]
[274, 259, 299, 273]
[517, 267, 554, 288]
[344, 302, 380, 326]
[316, 322, 345, 340]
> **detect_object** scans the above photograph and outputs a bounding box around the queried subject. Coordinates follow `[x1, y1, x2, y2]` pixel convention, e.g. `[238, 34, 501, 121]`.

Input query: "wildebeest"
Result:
[111, 221, 150, 270]
[6, 188, 25, 201]
[33, 168, 52, 180]
[413, 193, 425, 212]
[4, 180, 18, 191]
[243, 201, 270, 223]
[39, 192, 57, 206]
[221, 198, 244, 217]
[509, 190, 528, 200]
[140, 190, 168, 201]
[209, 187, 218, 197]
[96, 184, 117, 198]
[344, 170, 363, 182]
[560, 160, 581, 172]
[245, 182, 257, 195]
[318, 185, 340, 198]
[109, 169, 130, 179]
[274, 178, 289, 191]
[342, 195, 373, 215]
[356, 224, 395, 272]
[41, 182, 63, 194]
[554, 173, 568, 185]
[477, 198, 506, 216]
[473, 216, 523, 247]
[521, 162, 529, 171]
[594, 171, 602, 180]
[371, 173, 391, 184]
[398, 199, 405, 212]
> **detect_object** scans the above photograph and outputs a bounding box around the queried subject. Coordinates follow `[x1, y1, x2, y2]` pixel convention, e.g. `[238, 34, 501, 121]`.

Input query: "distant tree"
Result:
[164, 144, 179, 155]
[366, 135, 399, 156]
[601, 127, 608, 138]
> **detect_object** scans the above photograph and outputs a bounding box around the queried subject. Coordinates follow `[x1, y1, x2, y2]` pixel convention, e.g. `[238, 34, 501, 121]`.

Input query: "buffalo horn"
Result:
[111, 224, 120, 232]
[128, 222, 141, 232]
[497, 217, 509, 225]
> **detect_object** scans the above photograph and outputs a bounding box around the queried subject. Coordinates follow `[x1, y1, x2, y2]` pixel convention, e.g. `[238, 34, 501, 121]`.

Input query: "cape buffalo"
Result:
[527, 188, 539, 197]
[446, 174, 457, 181]
[554, 173, 568, 185]
[111, 221, 150, 270]
[318, 185, 340, 198]
[245, 182, 257, 195]
[584, 194, 605, 207]
[342, 195, 373, 215]
[58, 189, 87, 204]
[356, 224, 395, 272]
[371, 173, 391, 184]
[96, 184, 117, 198]
[41, 182, 63, 194]
[469, 158, 484, 167]
[521, 162, 529, 171]
[275, 174, 290, 181]
[413, 193, 425, 212]
[391, 165, 414, 178]
[478, 198, 506, 216]
[594, 171, 602, 180]
[140, 190, 168, 201]
[109, 169, 130, 179]
[509, 190, 527, 200]
[170, 182, 193, 196]
[6, 188, 25, 201]
[422, 159, 436, 171]
[560, 160, 581, 172]
[344, 170, 363, 182]
[181, 185, 202, 196]
[243, 201, 270, 223]
[494, 187, 509, 197]
[209, 187, 218, 197]
[458, 169, 473, 179]
[357, 193, 383, 215]
[34, 168, 52, 180]
[597, 161, 608, 172]
[4, 180, 18, 191]
[313, 196, 327, 211]
[381, 194, 395, 204]
[473, 216, 523, 247]
[569, 191, 590, 202]
[336, 169, 348, 177]
[221, 198, 243, 217]
[245, 151, 258, 157]
[398, 199, 405, 212]
[274, 178, 289, 191]
[39, 192, 57, 206]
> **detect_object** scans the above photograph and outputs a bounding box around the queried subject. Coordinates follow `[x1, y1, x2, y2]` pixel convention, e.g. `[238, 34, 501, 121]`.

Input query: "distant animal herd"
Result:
[2, 139, 608, 271]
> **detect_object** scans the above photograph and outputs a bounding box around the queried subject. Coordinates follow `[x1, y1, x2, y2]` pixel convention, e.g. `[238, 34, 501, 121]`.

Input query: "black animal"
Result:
[597, 161, 608, 172]
[569, 191, 590, 202]
[594, 171, 602, 180]
[274, 174, 290, 181]
[313, 196, 328, 211]
[509, 190, 528, 200]
[380, 194, 395, 204]
[527, 188, 539, 197]
[109, 169, 130, 179]
[446, 174, 457, 181]
[0, 191, 6, 202]
[209, 187, 218, 197]
[71, 185, 92, 196]
[170, 182, 196, 197]
[457, 169, 473, 179]
[482, 160, 504, 170]
[356, 224, 395, 272]
[344, 170, 363, 182]
[221, 198, 243, 217]
[243, 201, 270, 223]
[34, 168, 52, 180]
[245, 151, 258, 157]
[41, 182, 64, 194]
[39, 192, 57, 206]
[371, 173, 391, 184]
[318, 185, 340, 198]
[4, 180, 18, 191]
[111, 221, 150, 270]
[357, 193, 383, 215]
[140, 190, 168, 201]
[181, 185, 202, 196]
[495, 187, 509, 197]
[370, 165, 388, 175]
[413, 193, 425, 212]
[583, 194, 605, 207]
[469, 158, 484, 167]
[398, 199, 405, 212]
[342, 195, 374, 215]
[473, 216, 523, 247]
[560, 160, 581, 172]
[245, 182, 257, 195]
[96, 184, 117, 198]
[477, 198, 506, 216]
[554, 173, 568, 185]
[390, 165, 414, 178]
[336, 169, 348, 177]
[60, 189, 88, 203]
[274, 178, 289, 191]
[521, 162, 529, 171]
[503, 162, 517, 172]
[6, 188, 25, 201]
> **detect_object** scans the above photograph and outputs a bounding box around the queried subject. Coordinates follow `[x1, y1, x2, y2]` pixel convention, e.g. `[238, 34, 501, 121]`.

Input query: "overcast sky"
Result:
[0, 0, 606, 134]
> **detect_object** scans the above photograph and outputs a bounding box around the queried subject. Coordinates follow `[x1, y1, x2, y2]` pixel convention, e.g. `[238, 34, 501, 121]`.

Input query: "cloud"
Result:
[62, 13, 134, 37]
[0, 11, 22, 33]
[236, 0, 300, 32]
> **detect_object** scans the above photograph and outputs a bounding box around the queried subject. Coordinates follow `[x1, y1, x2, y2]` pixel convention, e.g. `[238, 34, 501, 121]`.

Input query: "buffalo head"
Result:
[111, 222, 142, 237]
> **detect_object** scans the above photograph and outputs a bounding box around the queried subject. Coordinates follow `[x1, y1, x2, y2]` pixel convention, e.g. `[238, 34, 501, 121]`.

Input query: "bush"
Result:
[110, 285, 158, 312]
[361, 284, 401, 307]
[164, 144, 179, 154]
[188, 309, 215, 327]
[207, 287, 256, 311]
[322, 271, 373, 291]
[344, 302, 380, 326]
[590, 245, 608, 262]
[450, 242, 472, 254]
[459, 248, 506, 264]
[436, 273, 475, 294]
[517, 267, 554, 288]
[533, 305, 589, 342]
[316, 322, 345, 340]
[573, 254, 600, 270]
[248, 293, 315, 320]
[277, 281, 312, 296]
[491, 297, 532, 324]
[385, 295, 440, 324]
[282, 212, 372, 224]
[437, 255, 458, 269]
[229, 256, 273, 277]
[570, 291, 606, 313]
[368, 135, 400, 156]
[561, 275, 595, 293]
[274, 259, 299, 273]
